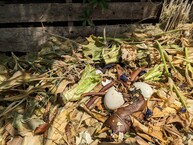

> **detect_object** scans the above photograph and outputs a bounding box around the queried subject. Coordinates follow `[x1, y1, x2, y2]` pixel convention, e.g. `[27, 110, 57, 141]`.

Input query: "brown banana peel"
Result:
[104, 96, 146, 133]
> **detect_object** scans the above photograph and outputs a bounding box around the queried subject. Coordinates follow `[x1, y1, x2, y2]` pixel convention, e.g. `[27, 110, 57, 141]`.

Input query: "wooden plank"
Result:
[0, 25, 131, 52]
[0, 2, 162, 23]
[66, 0, 74, 26]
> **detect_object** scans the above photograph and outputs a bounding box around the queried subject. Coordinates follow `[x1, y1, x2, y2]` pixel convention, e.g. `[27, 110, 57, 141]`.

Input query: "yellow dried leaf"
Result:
[130, 116, 167, 143]
[22, 133, 42, 145]
[45, 102, 75, 145]
[50, 80, 71, 96]
[152, 106, 177, 118]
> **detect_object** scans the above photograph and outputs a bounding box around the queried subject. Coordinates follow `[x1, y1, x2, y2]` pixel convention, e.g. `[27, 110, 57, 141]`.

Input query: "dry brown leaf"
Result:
[166, 115, 186, 127]
[45, 102, 75, 145]
[124, 137, 138, 145]
[163, 125, 182, 138]
[185, 66, 193, 87]
[131, 116, 167, 143]
[50, 80, 71, 96]
[5, 123, 17, 137]
[22, 133, 42, 145]
[152, 106, 177, 118]
[34, 123, 50, 135]
[80, 103, 107, 123]
[7, 136, 23, 145]
[137, 132, 153, 142]
[65, 123, 76, 145]
[135, 135, 149, 145]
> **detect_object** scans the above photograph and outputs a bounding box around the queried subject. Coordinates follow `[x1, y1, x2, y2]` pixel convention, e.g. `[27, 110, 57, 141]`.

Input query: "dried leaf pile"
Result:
[0, 24, 193, 145]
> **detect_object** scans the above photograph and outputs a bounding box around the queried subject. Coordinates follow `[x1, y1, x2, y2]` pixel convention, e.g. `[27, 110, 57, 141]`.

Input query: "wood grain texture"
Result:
[0, 25, 130, 52]
[0, 2, 161, 23]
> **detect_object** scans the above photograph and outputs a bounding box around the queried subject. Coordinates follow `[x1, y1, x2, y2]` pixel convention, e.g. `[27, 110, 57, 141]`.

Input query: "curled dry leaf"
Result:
[104, 96, 146, 133]
[34, 106, 58, 135]
[131, 116, 167, 143]
[80, 103, 107, 123]
[34, 123, 50, 135]
[135, 135, 149, 145]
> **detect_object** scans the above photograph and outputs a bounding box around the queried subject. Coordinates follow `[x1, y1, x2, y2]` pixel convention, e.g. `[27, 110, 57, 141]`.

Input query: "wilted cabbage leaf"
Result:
[102, 45, 121, 64]
[62, 65, 101, 101]
[83, 35, 121, 64]
[82, 35, 104, 62]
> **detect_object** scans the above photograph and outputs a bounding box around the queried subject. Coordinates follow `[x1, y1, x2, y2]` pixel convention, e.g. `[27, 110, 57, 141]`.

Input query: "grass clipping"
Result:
[160, 0, 192, 31]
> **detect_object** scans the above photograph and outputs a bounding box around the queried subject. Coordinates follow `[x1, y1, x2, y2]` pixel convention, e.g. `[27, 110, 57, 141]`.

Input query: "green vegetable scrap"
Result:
[143, 64, 163, 81]
[83, 35, 121, 64]
[83, 35, 104, 62]
[102, 44, 121, 64]
[61, 65, 101, 102]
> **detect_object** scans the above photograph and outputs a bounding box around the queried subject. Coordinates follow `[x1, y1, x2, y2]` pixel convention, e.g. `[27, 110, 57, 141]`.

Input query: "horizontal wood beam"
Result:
[0, 2, 162, 24]
[0, 25, 132, 52]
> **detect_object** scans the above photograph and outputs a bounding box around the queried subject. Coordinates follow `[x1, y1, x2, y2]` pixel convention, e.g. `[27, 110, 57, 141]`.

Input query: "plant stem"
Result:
[45, 30, 82, 47]
[154, 29, 183, 37]
[184, 47, 188, 65]
[173, 83, 187, 109]
[156, 40, 170, 76]
[163, 50, 177, 72]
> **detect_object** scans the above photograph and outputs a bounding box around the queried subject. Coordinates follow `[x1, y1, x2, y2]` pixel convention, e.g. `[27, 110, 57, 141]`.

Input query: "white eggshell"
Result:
[133, 82, 153, 99]
[96, 69, 103, 74]
[104, 87, 125, 110]
[102, 79, 112, 86]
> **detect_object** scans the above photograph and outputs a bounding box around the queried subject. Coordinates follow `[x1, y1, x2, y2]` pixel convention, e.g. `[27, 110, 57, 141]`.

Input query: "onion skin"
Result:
[104, 96, 146, 133]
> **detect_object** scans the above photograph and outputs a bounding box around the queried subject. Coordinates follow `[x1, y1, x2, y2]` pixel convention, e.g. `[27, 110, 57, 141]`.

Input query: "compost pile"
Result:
[0, 24, 193, 145]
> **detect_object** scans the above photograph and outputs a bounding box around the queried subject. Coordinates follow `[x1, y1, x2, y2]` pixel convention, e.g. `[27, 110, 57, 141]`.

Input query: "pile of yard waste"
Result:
[0, 24, 193, 145]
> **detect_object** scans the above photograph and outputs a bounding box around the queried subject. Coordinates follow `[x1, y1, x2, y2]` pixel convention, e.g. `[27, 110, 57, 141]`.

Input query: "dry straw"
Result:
[160, 0, 192, 31]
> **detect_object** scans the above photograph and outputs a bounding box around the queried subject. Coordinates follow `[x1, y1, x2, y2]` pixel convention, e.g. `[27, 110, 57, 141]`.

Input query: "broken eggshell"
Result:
[104, 86, 125, 110]
[133, 82, 153, 99]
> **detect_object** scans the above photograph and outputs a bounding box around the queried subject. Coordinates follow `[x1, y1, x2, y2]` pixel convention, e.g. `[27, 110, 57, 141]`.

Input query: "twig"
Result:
[80, 103, 107, 122]
[154, 29, 182, 37]
[45, 30, 82, 47]
[86, 81, 114, 108]
[81, 92, 106, 97]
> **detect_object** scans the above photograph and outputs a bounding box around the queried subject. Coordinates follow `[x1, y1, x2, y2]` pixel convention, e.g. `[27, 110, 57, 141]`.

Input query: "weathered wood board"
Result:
[0, 2, 162, 52]
[0, 25, 133, 52]
[0, 2, 161, 23]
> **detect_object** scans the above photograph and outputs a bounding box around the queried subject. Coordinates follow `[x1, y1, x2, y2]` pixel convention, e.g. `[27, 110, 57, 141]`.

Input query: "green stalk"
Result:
[168, 77, 187, 109]
[156, 40, 170, 76]
[173, 83, 187, 109]
[163, 50, 177, 72]
[143, 64, 163, 81]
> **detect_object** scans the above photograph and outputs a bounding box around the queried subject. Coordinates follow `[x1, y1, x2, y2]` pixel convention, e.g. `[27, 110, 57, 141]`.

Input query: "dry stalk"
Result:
[160, 0, 193, 31]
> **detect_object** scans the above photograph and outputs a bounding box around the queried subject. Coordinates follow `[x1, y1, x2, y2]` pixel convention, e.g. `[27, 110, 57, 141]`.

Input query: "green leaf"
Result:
[102, 44, 121, 64]
[143, 64, 163, 81]
[82, 35, 104, 62]
[61, 65, 101, 101]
